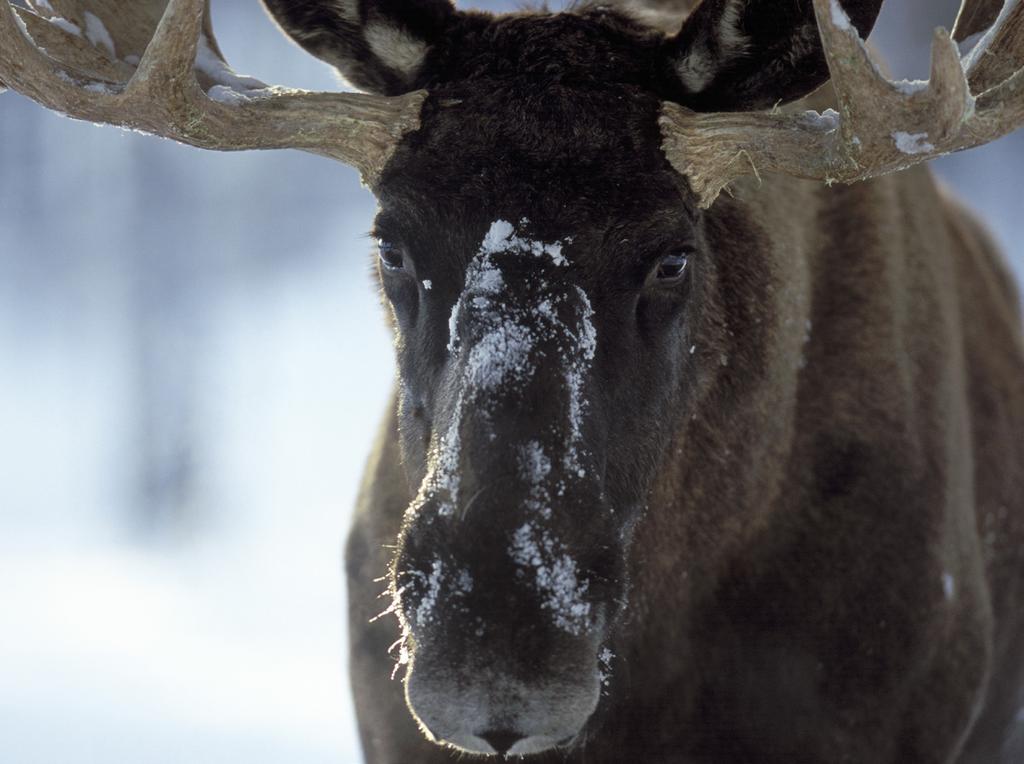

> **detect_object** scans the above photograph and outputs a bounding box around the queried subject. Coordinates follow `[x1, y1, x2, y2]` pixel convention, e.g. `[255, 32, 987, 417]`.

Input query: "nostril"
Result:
[479, 729, 524, 756]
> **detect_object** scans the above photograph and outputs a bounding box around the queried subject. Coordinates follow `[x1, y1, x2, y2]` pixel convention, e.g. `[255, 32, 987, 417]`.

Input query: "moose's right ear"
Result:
[261, 0, 455, 95]
[665, 0, 884, 111]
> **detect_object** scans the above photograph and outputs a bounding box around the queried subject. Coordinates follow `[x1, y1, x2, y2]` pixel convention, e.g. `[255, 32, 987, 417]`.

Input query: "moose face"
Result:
[257, 0, 885, 755]
[373, 74, 703, 754]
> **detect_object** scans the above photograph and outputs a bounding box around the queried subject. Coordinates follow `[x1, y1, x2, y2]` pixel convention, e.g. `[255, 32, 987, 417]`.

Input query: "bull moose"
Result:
[2, 0, 1023, 761]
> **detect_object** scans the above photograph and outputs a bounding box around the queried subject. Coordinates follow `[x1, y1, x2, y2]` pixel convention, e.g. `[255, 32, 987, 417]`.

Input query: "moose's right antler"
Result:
[661, 0, 1024, 208]
[0, 0, 425, 186]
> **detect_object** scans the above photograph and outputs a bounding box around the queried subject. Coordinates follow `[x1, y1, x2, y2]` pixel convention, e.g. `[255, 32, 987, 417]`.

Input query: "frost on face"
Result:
[466, 320, 535, 391]
[479, 218, 568, 265]
[520, 440, 553, 519]
[510, 523, 592, 635]
[417, 219, 597, 521]
[415, 559, 444, 627]
[401, 558, 475, 630]
[598, 647, 615, 687]
[402, 219, 600, 636]
[385, 558, 473, 677]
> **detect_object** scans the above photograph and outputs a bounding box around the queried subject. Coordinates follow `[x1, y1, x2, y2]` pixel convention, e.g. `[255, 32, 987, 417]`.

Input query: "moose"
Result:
[3, 0, 1023, 760]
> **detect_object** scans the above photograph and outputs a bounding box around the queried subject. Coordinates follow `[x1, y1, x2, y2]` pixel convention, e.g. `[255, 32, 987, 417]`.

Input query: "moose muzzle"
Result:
[390, 220, 620, 755]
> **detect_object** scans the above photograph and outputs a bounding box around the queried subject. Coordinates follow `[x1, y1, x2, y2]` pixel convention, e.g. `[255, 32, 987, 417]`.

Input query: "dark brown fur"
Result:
[258, 1, 1024, 761]
[346, 166, 1024, 762]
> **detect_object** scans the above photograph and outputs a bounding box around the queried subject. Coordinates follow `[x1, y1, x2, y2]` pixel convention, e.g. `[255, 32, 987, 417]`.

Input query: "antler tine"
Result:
[127, 0, 204, 93]
[0, 0, 426, 187]
[661, 0, 1024, 208]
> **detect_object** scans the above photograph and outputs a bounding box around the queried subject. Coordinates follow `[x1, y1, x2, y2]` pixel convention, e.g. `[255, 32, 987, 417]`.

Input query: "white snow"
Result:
[396, 558, 473, 638]
[597, 647, 614, 686]
[521, 441, 551, 484]
[83, 11, 116, 57]
[83, 81, 115, 95]
[455, 568, 473, 595]
[466, 320, 534, 390]
[422, 279, 432, 290]
[12, 6, 33, 40]
[565, 369, 587, 477]
[433, 220, 593, 511]
[957, 30, 986, 57]
[430, 393, 464, 518]
[194, 32, 268, 93]
[47, 17, 81, 38]
[520, 441, 553, 519]
[481, 219, 516, 253]
[562, 286, 596, 476]
[892, 131, 935, 155]
[31, 0, 54, 11]
[962, 0, 1020, 74]
[942, 572, 956, 601]
[478, 217, 568, 266]
[207, 85, 250, 105]
[413, 559, 444, 627]
[510, 523, 592, 635]
[403, 219, 600, 636]
[830, 0, 853, 31]
[894, 79, 928, 95]
[800, 108, 841, 131]
[123, 54, 141, 66]
[572, 285, 597, 362]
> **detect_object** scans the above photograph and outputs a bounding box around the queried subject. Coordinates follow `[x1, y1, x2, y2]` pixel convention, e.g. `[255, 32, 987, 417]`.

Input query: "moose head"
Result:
[4, 0, 1023, 758]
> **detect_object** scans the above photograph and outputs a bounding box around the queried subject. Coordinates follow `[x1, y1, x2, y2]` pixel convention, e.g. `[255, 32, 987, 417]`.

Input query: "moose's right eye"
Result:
[378, 239, 405, 271]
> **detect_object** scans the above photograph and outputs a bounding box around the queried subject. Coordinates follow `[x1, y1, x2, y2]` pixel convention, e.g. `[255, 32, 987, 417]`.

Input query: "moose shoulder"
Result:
[3, 0, 1023, 761]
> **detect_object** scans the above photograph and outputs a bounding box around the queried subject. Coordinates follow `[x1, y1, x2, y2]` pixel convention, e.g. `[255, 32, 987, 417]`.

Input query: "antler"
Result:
[661, 0, 1024, 208]
[0, 0, 426, 187]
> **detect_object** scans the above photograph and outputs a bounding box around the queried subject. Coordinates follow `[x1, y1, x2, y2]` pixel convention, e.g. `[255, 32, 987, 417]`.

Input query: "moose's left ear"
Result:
[261, 0, 456, 95]
[665, 0, 884, 111]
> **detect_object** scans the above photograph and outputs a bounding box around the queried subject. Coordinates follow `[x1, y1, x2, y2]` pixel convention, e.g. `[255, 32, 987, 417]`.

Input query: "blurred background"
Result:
[0, 0, 1020, 762]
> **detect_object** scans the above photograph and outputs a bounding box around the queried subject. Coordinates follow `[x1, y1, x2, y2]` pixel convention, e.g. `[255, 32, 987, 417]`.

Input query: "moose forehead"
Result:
[428, 9, 671, 88]
[373, 10, 688, 215]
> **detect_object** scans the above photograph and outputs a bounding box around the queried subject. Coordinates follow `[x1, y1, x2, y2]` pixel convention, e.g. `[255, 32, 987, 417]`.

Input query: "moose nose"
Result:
[480, 729, 521, 755]
[405, 653, 600, 757]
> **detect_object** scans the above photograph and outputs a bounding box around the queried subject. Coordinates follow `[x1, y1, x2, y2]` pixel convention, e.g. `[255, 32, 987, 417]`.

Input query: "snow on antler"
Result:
[661, 0, 1024, 208]
[0, 0, 425, 186]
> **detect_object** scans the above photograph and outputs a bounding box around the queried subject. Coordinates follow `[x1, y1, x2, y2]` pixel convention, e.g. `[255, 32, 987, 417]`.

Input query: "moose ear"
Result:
[261, 0, 455, 95]
[665, 0, 884, 111]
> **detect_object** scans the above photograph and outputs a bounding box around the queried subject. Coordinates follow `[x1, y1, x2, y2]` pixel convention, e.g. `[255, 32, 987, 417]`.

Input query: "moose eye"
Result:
[378, 239, 405, 271]
[655, 252, 689, 283]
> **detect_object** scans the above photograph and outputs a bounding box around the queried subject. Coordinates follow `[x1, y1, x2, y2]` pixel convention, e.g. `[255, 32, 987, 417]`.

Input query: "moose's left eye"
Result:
[655, 252, 689, 283]
[378, 239, 405, 271]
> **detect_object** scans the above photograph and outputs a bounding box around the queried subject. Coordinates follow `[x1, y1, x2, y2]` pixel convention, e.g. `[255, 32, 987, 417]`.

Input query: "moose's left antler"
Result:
[0, 0, 426, 186]
[661, 0, 1024, 208]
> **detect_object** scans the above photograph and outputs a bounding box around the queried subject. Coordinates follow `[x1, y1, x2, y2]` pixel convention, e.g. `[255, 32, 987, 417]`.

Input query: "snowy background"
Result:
[0, 0, 1020, 762]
